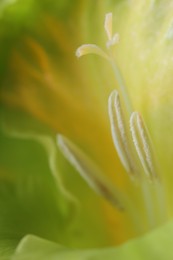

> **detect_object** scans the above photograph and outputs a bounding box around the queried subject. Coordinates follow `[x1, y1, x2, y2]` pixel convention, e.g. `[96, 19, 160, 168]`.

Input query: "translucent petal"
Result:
[13, 220, 173, 260]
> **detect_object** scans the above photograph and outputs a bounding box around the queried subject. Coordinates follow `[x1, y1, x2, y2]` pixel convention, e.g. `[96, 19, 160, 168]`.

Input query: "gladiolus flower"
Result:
[1, 1, 173, 259]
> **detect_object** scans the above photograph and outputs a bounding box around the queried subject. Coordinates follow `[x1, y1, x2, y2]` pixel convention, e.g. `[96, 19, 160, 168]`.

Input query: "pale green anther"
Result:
[108, 90, 136, 177]
[130, 112, 157, 181]
[57, 135, 147, 231]
[57, 134, 124, 210]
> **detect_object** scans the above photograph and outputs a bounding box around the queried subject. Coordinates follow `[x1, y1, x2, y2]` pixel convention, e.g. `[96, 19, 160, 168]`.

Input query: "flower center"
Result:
[58, 12, 167, 234]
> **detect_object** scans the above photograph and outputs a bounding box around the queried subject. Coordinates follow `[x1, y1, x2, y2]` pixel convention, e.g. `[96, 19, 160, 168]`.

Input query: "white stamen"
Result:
[75, 44, 109, 60]
[108, 90, 135, 176]
[57, 134, 124, 210]
[130, 112, 157, 180]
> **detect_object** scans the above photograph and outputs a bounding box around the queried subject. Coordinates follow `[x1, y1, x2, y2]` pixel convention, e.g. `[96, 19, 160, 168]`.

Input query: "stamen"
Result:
[108, 90, 136, 177]
[104, 13, 113, 41]
[130, 112, 157, 180]
[57, 134, 124, 210]
[75, 12, 167, 229]
[75, 44, 109, 60]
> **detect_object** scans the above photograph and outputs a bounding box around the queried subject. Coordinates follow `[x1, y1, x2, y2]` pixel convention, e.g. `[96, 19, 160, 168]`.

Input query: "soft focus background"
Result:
[1, 0, 173, 259]
[0, 0, 128, 255]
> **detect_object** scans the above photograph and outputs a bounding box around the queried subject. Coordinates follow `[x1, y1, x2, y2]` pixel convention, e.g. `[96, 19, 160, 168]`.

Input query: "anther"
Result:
[130, 112, 158, 180]
[57, 134, 124, 210]
[108, 90, 136, 177]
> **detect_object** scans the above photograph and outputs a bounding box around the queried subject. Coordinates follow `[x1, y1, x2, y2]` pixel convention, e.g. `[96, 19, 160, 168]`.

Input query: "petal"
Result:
[0, 107, 120, 254]
[13, 220, 173, 260]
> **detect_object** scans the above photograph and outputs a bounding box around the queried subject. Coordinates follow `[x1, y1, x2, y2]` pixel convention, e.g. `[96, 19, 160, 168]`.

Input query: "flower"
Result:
[1, 0, 173, 259]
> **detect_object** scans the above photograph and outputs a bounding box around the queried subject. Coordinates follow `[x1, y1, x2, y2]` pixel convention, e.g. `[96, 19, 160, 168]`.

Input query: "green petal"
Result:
[0, 128, 73, 256]
[0, 107, 117, 256]
[12, 220, 173, 260]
